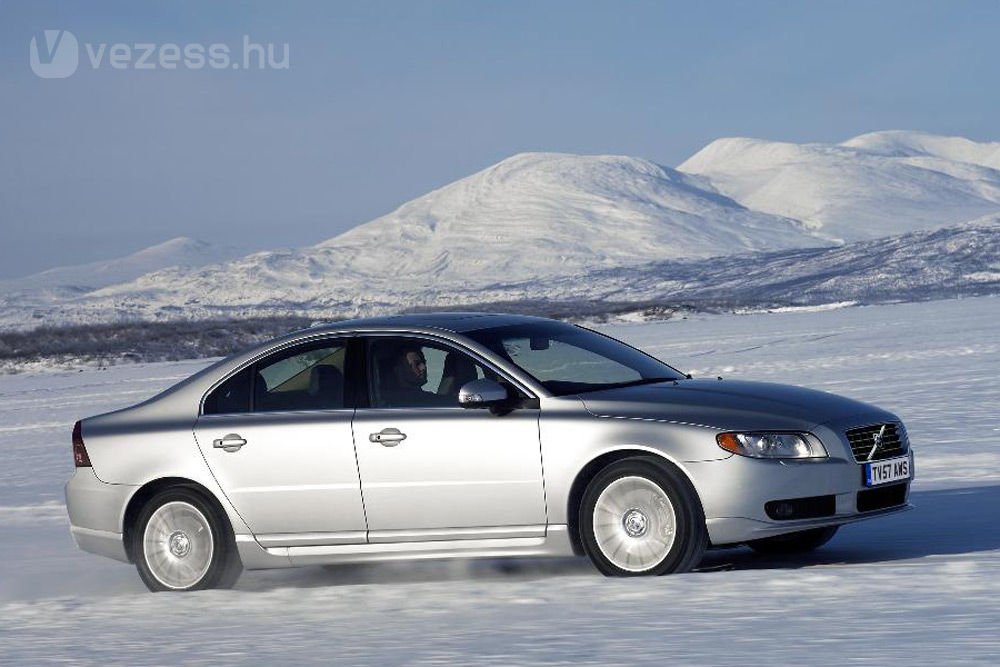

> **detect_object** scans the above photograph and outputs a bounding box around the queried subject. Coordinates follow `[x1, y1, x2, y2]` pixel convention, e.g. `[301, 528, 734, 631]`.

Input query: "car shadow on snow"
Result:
[239, 485, 1000, 591]
[701, 484, 1000, 572]
[240, 555, 597, 592]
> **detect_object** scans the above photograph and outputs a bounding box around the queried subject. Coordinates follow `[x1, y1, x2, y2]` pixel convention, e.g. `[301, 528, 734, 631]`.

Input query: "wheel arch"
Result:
[121, 477, 235, 564]
[565, 448, 702, 556]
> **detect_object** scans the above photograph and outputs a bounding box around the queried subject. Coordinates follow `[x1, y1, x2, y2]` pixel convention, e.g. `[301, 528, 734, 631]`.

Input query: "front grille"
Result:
[765, 495, 836, 521]
[846, 423, 907, 462]
[857, 483, 908, 512]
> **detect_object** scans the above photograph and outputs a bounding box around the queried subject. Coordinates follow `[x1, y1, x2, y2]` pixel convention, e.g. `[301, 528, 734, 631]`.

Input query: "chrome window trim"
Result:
[198, 327, 545, 417]
[198, 407, 357, 420]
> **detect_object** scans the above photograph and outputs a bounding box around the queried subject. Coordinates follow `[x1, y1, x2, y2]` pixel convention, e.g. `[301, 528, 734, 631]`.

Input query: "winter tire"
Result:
[133, 487, 242, 592]
[580, 457, 707, 576]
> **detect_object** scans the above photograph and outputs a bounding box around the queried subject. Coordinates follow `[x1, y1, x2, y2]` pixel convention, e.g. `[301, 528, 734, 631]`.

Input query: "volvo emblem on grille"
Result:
[866, 424, 888, 461]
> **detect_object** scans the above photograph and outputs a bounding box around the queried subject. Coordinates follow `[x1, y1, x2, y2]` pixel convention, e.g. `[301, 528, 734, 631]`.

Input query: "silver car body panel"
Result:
[578, 378, 895, 432]
[66, 313, 913, 570]
[352, 406, 547, 541]
[64, 467, 135, 562]
[194, 409, 367, 544]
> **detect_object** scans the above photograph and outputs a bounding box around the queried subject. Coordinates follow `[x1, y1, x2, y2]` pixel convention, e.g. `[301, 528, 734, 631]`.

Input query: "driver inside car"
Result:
[380, 345, 448, 407]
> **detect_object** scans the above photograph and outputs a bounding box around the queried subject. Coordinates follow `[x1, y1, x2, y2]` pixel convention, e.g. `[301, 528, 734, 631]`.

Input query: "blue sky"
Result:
[1, 0, 998, 278]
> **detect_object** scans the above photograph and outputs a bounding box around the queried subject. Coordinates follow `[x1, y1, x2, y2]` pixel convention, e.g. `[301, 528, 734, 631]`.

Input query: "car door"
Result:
[193, 337, 368, 547]
[351, 335, 547, 543]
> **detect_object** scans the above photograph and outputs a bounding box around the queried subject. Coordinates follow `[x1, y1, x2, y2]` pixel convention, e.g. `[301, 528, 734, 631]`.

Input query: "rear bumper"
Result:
[69, 525, 129, 562]
[64, 467, 137, 563]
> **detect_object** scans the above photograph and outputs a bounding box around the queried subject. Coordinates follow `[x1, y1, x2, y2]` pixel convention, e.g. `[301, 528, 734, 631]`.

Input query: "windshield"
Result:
[465, 321, 685, 396]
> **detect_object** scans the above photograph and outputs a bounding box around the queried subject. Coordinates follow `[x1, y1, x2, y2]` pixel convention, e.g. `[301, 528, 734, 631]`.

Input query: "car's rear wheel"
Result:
[133, 487, 242, 592]
[747, 526, 839, 555]
[580, 458, 707, 576]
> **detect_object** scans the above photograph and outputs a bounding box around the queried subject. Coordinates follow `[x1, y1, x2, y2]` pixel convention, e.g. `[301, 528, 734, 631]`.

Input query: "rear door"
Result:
[194, 337, 368, 547]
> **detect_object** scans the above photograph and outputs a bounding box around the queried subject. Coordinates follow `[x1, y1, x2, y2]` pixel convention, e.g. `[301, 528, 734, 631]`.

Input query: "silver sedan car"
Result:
[65, 313, 914, 591]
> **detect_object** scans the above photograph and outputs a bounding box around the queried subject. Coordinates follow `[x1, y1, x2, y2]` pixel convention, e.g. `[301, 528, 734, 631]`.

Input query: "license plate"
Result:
[864, 456, 911, 487]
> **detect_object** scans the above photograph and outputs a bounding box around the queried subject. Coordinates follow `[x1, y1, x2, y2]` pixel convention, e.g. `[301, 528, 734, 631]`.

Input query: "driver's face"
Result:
[398, 351, 427, 387]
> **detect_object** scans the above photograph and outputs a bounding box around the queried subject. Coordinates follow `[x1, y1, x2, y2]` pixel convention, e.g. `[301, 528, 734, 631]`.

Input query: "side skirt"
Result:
[235, 525, 575, 570]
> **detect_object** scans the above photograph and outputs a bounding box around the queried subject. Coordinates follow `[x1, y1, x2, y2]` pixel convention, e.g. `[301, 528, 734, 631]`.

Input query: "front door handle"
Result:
[369, 428, 407, 446]
[213, 433, 247, 452]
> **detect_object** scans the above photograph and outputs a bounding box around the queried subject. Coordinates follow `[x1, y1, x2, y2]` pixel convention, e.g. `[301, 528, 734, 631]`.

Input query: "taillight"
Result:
[72, 421, 91, 467]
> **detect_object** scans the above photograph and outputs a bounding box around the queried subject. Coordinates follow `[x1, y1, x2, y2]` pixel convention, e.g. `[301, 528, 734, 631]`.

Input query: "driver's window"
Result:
[368, 338, 487, 409]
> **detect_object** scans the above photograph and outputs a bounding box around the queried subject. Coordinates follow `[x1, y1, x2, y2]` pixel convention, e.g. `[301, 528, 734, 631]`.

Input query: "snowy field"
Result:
[1, 296, 998, 665]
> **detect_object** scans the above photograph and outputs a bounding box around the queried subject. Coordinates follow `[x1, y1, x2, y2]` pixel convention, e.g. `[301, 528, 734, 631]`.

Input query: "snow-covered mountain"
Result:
[842, 130, 1000, 168]
[4, 132, 1000, 330]
[314, 153, 818, 279]
[482, 215, 1000, 308]
[0, 237, 242, 294]
[26, 152, 819, 325]
[679, 131, 1000, 242]
[88, 151, 818, 309]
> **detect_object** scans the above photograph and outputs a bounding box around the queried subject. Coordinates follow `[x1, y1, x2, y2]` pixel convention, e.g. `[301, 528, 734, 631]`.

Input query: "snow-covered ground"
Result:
[1, 297, 998, 665]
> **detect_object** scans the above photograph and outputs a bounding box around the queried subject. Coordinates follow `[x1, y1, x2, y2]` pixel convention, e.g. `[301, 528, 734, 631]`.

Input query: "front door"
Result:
[352, 336, 547, 542]
[194, 338, 367, 546]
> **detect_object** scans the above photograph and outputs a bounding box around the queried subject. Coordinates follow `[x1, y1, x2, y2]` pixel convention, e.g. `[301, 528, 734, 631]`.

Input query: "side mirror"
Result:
[458, 378, 509, 409]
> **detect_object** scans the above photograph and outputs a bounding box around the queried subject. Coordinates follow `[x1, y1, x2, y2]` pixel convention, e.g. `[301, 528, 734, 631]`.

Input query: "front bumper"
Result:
[686, 446, 914, 546]
[705, 502, 912, 545]
[64, 467, 137, 563]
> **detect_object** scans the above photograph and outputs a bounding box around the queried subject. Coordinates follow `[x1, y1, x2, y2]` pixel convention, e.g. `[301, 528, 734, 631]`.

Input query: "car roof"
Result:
[309, 311, 558, 334]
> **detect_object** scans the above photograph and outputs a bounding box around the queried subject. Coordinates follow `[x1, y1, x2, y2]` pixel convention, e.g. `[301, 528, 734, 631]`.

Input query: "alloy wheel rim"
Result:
[593, 476, 676, 572]
[143, 501, 214, 589]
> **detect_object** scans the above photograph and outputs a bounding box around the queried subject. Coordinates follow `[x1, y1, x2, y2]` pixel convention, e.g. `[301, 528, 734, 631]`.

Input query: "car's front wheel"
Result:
[580, 458, 707, 576]
[133, 487, 242, 592]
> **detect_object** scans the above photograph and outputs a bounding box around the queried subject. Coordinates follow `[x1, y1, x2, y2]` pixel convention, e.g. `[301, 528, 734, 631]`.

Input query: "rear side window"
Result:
[202, 340, 349, 415]
[203, 367, 253, 415]
[254, 343, 346, 412]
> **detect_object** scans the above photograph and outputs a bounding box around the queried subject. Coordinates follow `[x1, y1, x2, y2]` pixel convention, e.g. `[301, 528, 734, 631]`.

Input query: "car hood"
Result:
[578, 379, 895, 431]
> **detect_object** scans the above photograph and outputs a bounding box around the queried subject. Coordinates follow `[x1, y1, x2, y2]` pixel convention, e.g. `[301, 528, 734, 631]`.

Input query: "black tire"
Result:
[132, 486, 242, 592]
[580, 457, 707, 576]
[747, 526, 839, 555]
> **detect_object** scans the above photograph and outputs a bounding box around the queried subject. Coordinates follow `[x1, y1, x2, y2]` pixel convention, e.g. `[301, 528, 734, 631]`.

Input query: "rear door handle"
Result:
[213, 433, 247, 452]
[369, 428, 407, 446]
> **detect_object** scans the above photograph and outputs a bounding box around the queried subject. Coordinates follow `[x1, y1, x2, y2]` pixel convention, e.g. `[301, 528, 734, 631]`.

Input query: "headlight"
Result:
[716, 432, 827, 459]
